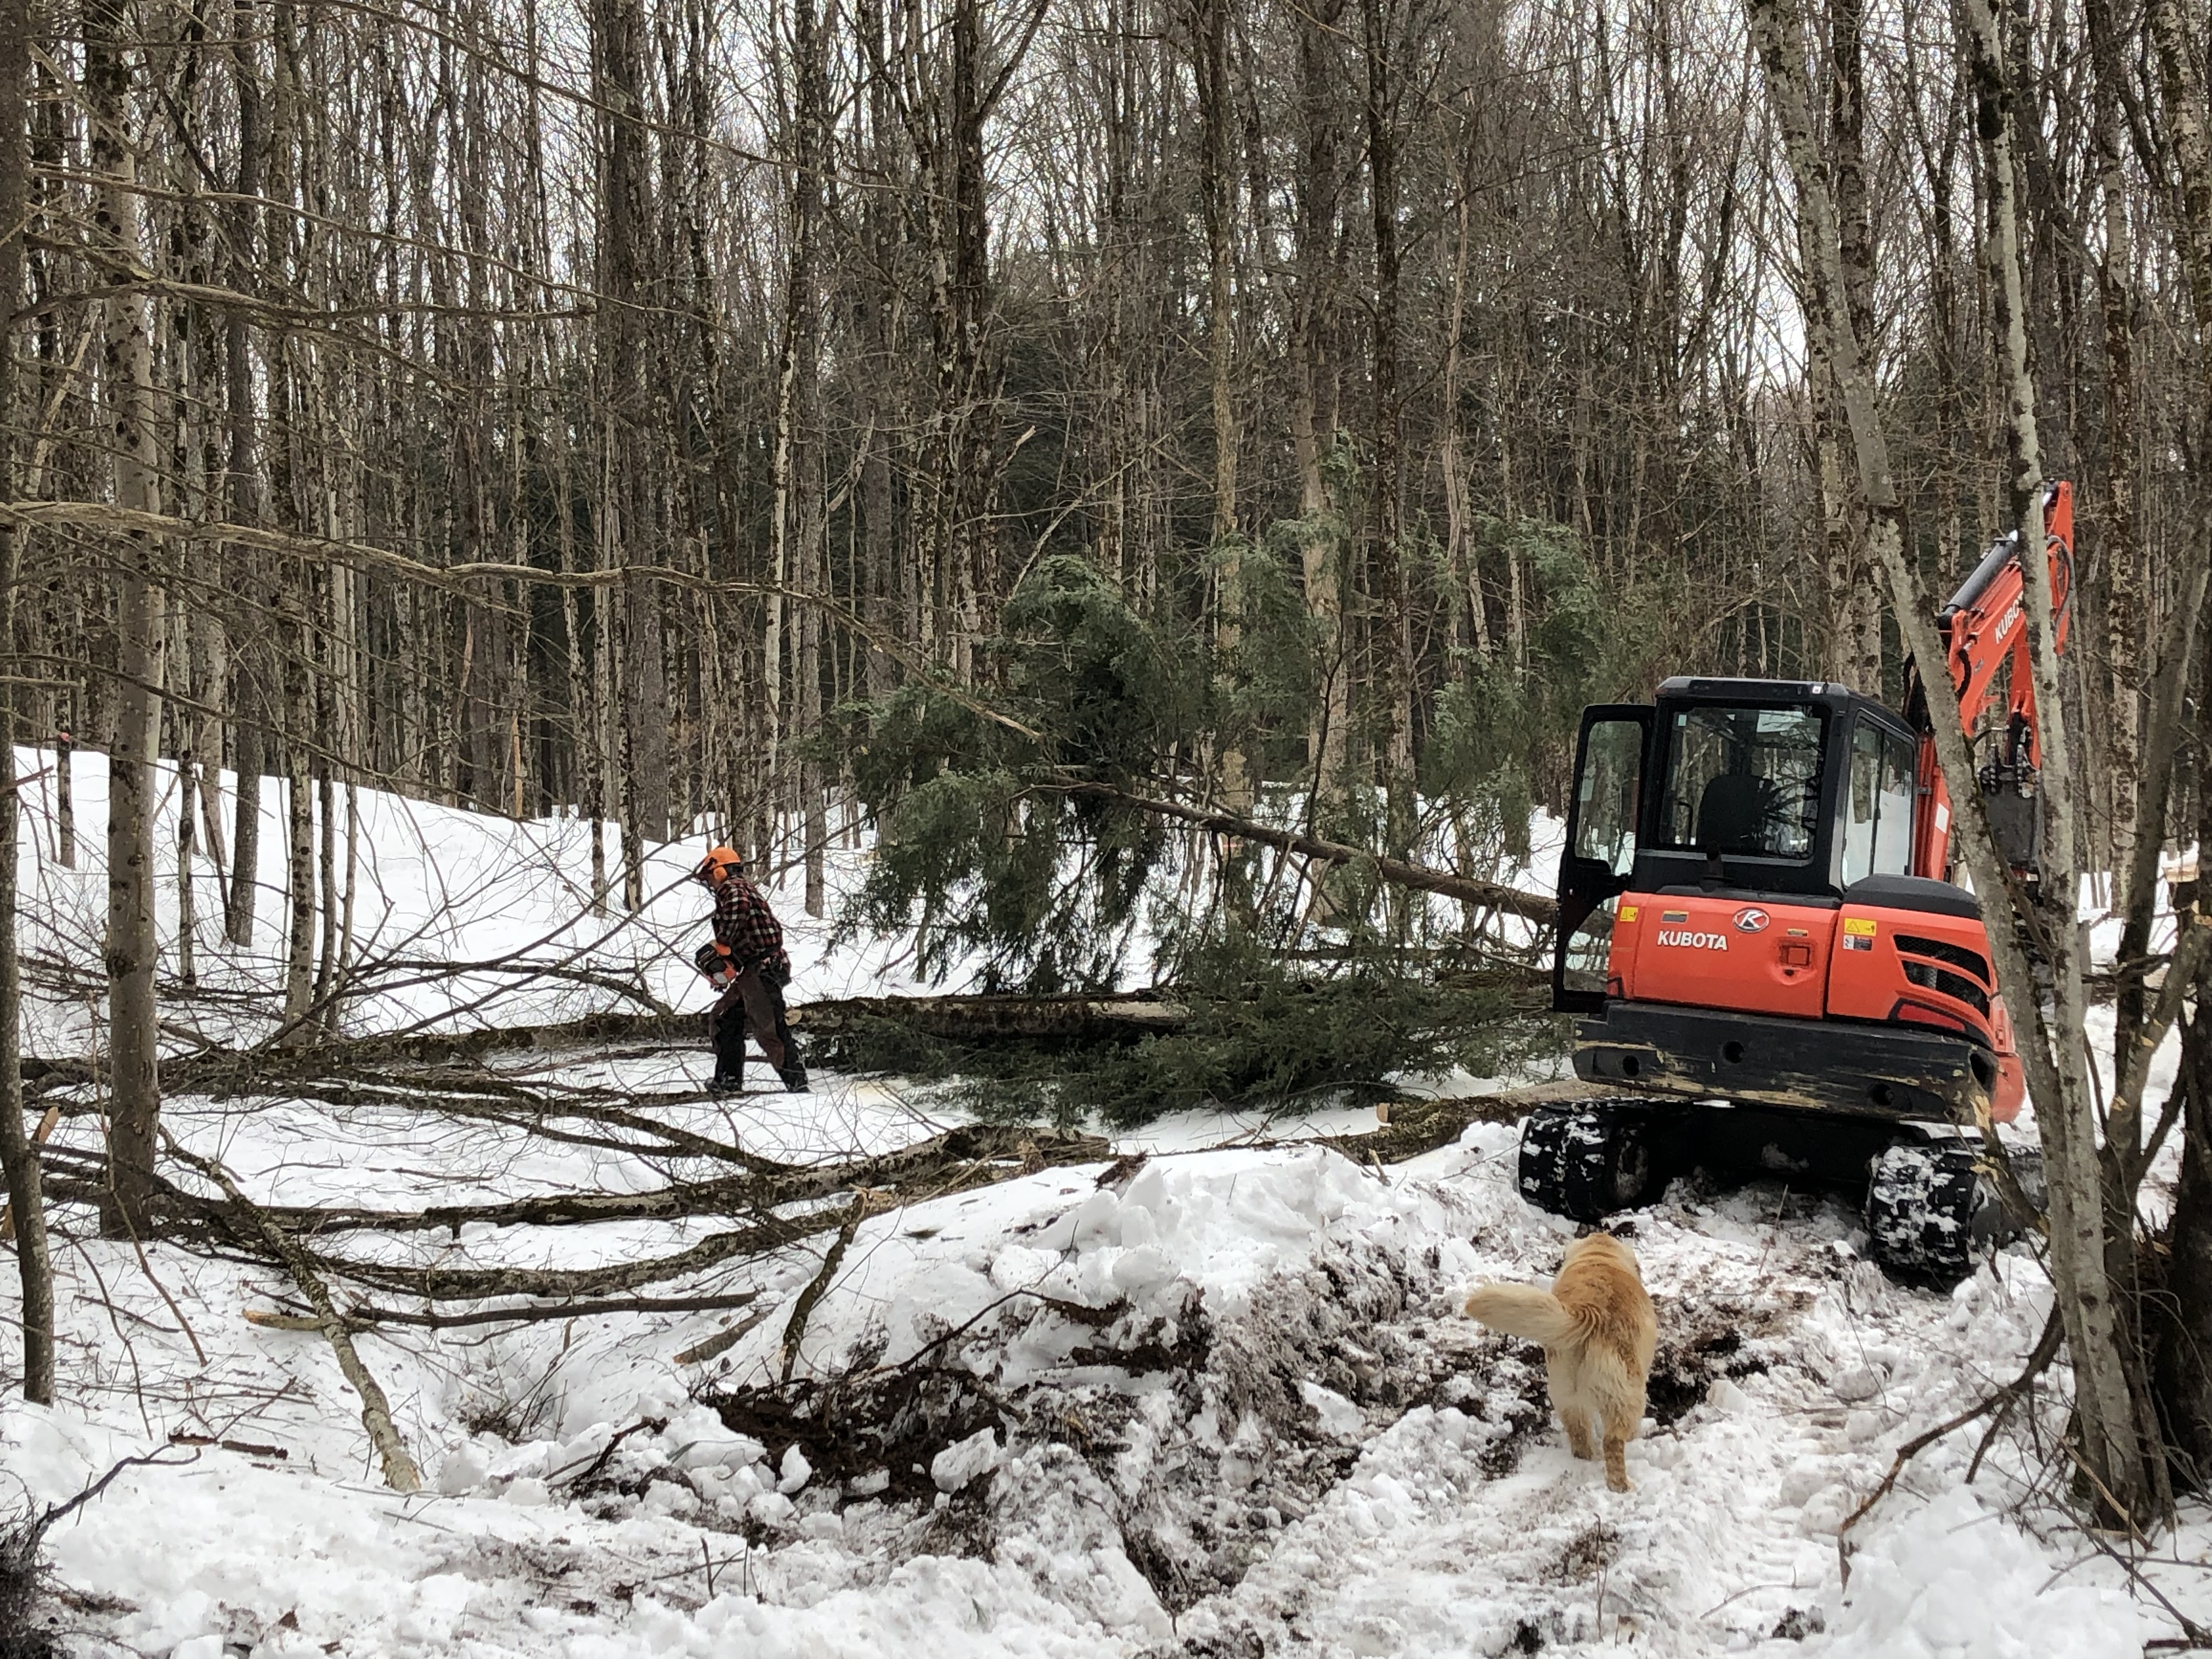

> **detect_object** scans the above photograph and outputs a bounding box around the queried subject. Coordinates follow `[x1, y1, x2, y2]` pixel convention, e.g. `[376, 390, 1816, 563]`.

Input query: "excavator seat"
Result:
[1694, 772, 1778, 854]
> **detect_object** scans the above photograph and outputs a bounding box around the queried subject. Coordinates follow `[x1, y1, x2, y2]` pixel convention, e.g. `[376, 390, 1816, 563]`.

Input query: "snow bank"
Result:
[1819, 1486, 2154, 1659]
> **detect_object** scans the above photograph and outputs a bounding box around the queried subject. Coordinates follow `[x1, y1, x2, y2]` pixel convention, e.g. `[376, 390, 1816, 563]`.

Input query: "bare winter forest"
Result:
[7, 0, 2208, 860]
[3, 0, 2212, 1647]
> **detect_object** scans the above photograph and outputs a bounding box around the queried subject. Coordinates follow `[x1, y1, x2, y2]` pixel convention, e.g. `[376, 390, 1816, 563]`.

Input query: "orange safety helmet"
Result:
[693, 845, 746, 884]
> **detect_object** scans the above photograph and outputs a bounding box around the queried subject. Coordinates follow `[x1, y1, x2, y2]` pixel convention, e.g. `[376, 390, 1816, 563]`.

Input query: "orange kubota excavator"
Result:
[1526, 482, 2073, 1280]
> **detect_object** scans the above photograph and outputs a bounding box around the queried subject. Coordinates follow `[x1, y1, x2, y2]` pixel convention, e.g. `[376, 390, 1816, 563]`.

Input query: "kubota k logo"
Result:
[1733, 907, 1770, 934]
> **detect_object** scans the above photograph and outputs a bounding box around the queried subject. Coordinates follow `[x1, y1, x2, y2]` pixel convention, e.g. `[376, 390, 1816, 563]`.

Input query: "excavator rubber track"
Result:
[1515, 1097, 2042, 1285]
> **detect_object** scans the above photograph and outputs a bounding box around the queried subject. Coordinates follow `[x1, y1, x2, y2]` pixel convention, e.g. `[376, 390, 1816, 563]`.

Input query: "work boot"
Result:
[776, 1064, 811, 1094]
[708, 1069, 744, 1095]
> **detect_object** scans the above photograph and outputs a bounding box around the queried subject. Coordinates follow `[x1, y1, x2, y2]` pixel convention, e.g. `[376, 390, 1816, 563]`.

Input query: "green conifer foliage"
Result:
[1424, 520, 1667, 860]
[845, 556, 1206, 989]
[833, 514, 1646, 1124]
[815, 949, 1542, 1131]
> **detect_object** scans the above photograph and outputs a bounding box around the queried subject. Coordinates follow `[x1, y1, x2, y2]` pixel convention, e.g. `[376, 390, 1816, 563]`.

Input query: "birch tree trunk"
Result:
[1753, 0, 2148, 1518]
[1958, 0, 2168, 1513]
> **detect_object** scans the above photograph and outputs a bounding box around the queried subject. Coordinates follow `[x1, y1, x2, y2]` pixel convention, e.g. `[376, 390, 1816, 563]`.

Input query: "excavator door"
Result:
[1554, 705, 1651, 1013]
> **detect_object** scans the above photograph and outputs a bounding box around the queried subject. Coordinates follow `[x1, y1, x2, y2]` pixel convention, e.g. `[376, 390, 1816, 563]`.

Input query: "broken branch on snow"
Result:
[162, 1134, 423, 1493]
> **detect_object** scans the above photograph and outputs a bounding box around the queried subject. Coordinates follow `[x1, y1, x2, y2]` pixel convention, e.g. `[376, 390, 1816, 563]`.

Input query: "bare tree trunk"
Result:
[622, 589, 670, 855]
[2155, 1001, 2212, 1481]
[223, 0, 263, 949]
[1821, 0, 1879, 691]
[776, 0, 830, 914]
[1958, 0, 2160, 1509]
[225, 709, 261, 944]
[1291, 0, 1350, 807]
[2151, 595, 2212, 1479]
[763, 294, 794, 831]
[0, 0, 54, 1400]
[191, 612, 229, 925]
[313, 765, 337, 1006]
[1754, 0, 2148, 1518]
[591, 0, 664, 901]
[332, 781, 358, 1032]
[87, 0, 166, 1240]
[177, 749, 198, 988]
[0, 738, 50, 1402]
[1195, 0, 1247, 806]
[2139, 0, 2212, 1491]
[550, 357, 604, 910]
[53, 724, 74, 868]
[1361, 0, 1414, 780]
[1441, 127, 1487, 659]
[280, 709, 314, 1037]
[2146, 0, 2212, 338]
[593, 442, 618, 910]
[2086, 0, 2141, 909]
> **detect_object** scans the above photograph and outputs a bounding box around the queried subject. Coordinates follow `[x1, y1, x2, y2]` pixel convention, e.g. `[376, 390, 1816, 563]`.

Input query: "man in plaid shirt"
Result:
[692, 847, 808, 1093]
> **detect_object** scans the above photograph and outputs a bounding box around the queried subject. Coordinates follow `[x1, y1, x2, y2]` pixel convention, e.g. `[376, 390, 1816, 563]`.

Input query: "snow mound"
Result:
[1818, 1486, 2154, 1659]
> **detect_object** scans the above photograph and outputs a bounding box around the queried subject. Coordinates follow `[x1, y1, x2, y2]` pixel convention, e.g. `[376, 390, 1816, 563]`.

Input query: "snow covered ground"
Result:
[4, 745, 2208, 1657]
[4, 1096, 2190, 1658]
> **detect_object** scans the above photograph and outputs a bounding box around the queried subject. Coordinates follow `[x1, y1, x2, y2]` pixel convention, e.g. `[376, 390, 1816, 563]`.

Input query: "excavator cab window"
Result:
[1571, 721, 1643, 875]
[1554, 706, 1652, 1013]
[1842, 716, 1917, 885]
[1655, 705, 1823, 861]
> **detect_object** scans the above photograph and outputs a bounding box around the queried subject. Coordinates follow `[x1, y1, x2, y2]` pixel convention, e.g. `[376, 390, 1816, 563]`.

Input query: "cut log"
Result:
[792, 991, 1189, 1043]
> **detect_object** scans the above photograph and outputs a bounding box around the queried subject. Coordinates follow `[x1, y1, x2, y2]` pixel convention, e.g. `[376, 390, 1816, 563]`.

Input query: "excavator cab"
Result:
[1535, 677, 2032, 1279]
[1555, 680, 1926, 1013]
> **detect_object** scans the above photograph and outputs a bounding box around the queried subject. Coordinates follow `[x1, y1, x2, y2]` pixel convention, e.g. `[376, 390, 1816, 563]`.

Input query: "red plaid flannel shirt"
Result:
[711, 873, 791, 980]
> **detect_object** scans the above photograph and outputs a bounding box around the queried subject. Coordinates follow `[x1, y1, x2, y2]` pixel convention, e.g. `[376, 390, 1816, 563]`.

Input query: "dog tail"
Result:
[1463, 1283, 1581, 1347]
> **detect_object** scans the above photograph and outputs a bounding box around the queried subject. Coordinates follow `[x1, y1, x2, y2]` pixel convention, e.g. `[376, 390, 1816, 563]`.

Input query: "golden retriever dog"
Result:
[1463, 1233, 1656, 1492]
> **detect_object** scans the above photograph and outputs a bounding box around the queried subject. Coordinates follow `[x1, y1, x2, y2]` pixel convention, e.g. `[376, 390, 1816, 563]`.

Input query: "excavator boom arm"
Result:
[1939, 482, 2074, 741]
[1911, 480, 2075, 880]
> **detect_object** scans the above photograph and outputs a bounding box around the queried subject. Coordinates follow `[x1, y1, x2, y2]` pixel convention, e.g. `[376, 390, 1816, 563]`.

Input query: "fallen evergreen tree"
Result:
[822, 546, 1650, 1122]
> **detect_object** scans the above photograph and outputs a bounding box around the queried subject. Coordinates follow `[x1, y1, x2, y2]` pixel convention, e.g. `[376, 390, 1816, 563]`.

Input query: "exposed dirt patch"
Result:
[1772, 1606, 1826, 1639]
[704, 1360, 1003, 1508]
[1463, 1344, 1555, 1478]
[1646, 1298, 1790, 1425]
[1550, 1523, 1621, 1583]
[697, 1238, 1487, 1602]
[686, 1247, 1810, 1620]
[1138, 1624, 1267, 1659]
